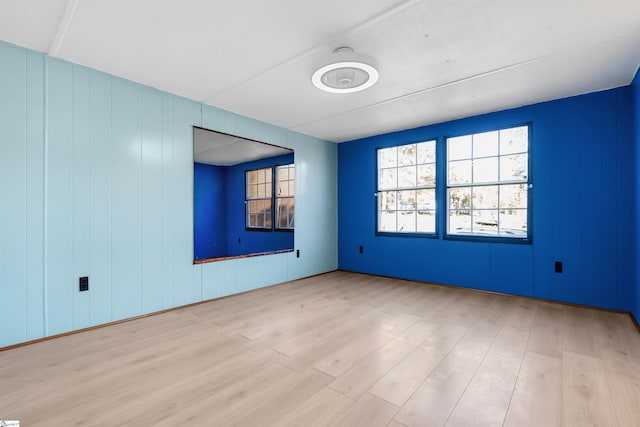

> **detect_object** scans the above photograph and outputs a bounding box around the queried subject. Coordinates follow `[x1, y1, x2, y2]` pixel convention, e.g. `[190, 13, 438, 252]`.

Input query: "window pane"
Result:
[473, 131, 498, 158]
[500, 184, 527, 209]
[278, 166, 288, 181]
[398, 166, 416, 188]
[473, 157, 498, 183]
[417, 211, 436, 233]
[500, 154, 528, 182]
[379, 211, 396, 232]
[398, 190, 416, 210]
[448, 135, 472, 160]
[446, 125, 530, 240]
[449, 160, 472, 184]
[265, 169, 272, 183]
[473, 210, 499, 235]
[417, 189, 435, 210]
[379, 147, 397, 168]
[379, 168, 397, 190]
[500, 126, 528, 155]
[248, 170, 257, 184]
[398, 144, 417, 166]
[379, 191, 397, 211]
[499, 209, 527, 237]
[285, 197, 295, 210]
[257, 184, 265, 198]
[377, 140, 437, 235]
[449, 187, 471, 210]
[417, 164, 435, 186]
[417, 141, 435, 164]
[449, 210, 471, 234]
[398, 211, 416, 232]
[472, 185, 499, 209]
[289, 181, 295, 195]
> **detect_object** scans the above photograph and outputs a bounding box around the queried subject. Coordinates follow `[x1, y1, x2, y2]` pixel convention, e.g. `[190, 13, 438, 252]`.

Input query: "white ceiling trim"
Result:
[292, 28, 640, 133]
[49, 0, 79, 55]
[203, 0, 420, 104]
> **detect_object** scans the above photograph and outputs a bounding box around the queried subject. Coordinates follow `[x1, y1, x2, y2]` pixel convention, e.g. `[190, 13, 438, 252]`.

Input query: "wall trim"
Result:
[338, 269, 640, 333]
[3, 269, 637, 352]
[0, 271, 329, 352]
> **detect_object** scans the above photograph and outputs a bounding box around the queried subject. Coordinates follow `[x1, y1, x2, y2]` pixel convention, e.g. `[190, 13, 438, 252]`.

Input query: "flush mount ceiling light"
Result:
[312, 47, 379, 94]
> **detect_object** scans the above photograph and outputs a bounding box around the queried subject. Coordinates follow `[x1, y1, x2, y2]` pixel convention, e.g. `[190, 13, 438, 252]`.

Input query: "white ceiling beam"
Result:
[49, 0, 80, 56]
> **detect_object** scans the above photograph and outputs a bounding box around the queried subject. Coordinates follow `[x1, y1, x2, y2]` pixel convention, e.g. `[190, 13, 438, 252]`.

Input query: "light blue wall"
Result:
[0, 41, 338, 348]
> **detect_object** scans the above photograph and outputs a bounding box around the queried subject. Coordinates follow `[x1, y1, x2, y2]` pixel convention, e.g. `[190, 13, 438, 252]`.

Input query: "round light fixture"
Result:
[312, 47, 379, 94]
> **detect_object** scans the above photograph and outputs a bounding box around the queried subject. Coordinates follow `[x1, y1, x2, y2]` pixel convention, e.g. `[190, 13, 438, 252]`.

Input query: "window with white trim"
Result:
[446, 125, 530, 240]
[377, 140, 437, 234]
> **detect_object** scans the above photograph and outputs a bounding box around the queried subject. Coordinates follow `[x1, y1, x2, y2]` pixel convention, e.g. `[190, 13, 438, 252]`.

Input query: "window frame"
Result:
[443, 122, 533, 244]
[274, 163, 295, 232]
[245, 166, 274, 231]
[375, 138, 439, 238]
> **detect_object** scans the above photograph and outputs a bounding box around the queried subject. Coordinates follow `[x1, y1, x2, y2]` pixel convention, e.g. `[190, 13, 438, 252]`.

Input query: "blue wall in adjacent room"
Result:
[632, 68, 640, 323]
[225, 153, 295, 257]
[339, 87, 636, 314]
[193, 153, 295, 260]
[194, 162, 227, 260]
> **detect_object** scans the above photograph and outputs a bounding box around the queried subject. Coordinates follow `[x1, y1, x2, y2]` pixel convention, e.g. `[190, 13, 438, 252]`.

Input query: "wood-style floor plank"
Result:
[1, 271, 639, 426]
[272, 387, 354, 427]
[369, 323, 467, 406]
[503, 351, 563, 427]
[329, 393, 399, 427]
[562, 350, 620, 427]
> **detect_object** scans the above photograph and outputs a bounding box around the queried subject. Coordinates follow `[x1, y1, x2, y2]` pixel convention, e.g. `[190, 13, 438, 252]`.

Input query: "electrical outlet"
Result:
[79, 276, 89, 291]
[554, 261, 563, 273]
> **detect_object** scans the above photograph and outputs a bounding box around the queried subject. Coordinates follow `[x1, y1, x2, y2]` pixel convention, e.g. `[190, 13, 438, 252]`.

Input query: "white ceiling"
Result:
[1, 0, 639, 143]
[193, 127, 292, 166]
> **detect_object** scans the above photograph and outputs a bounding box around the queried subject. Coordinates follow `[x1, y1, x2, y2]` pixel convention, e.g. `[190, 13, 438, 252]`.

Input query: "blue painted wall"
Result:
[632, 68, 640, 323]
[339, 87, 636, 314]
[193, 153, 295, 259]
[194, 162, 227, 260]
[225, 153, 295, 256]
[0, 41, 338, 348]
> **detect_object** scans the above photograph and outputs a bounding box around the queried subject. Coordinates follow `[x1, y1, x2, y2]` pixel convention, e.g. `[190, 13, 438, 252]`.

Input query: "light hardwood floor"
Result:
[1, 271, 639, 426]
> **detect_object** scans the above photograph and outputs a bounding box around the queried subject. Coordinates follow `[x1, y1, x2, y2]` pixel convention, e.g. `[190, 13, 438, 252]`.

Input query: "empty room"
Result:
[1, 1, 640, 426]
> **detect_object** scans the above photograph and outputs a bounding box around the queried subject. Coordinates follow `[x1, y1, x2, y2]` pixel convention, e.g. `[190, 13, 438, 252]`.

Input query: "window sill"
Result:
[194, 248, 294, 264]
[443, 234, 531, 244]
[376, 231, 439, 239]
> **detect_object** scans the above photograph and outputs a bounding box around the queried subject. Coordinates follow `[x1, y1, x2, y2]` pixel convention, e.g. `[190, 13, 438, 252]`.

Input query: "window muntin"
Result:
[246, 167, 272, 229]
[446, 125, 529, 239]
[275, 164, 295, 230]
[377, 140, 437, 234]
